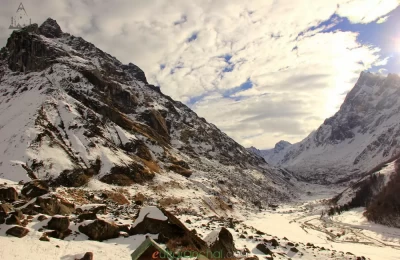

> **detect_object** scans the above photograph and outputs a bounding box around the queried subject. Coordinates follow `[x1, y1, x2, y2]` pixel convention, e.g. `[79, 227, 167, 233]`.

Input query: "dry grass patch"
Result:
[142, 159, 160, 173]
[102, 190, 130, 205]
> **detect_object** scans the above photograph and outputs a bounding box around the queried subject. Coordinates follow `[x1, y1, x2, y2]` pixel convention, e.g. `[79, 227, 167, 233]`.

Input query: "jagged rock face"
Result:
[0, 18, 293, 204]
[257, 72, 400, 184]
[38, 18, 63, 38]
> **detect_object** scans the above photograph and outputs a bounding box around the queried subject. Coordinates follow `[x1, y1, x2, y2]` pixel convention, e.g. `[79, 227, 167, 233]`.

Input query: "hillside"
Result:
[0, 18, 294, 207]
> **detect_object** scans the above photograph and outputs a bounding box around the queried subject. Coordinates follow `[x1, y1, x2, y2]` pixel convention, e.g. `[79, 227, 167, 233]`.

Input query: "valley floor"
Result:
[1, 180, 399, 260]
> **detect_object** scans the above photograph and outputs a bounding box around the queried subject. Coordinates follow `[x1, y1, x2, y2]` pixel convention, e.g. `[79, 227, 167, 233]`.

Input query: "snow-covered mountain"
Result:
[248, 140, 291, 164]
[251, 72, 400, 184]
[0, 18, 295, 205]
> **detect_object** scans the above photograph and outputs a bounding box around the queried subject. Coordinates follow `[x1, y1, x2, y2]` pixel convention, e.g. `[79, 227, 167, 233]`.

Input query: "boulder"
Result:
[21, 180, 49, 198]
[39, 233, 50, 241]
[38, 215, 48, 221]
[290, 247, 299, 253]
[245, 256, 259, 260]
[78, 212, 97, 221]
[21, 194, 75, 216]
[76, 204, 106, 214]
[206, 227, 236, 258]
[256, 243, 273, 255]
[0, 187, 18, 202]
[5, 214, 21, 225]
[268, 239, 279, 247]
[79, 252, 94, 260]
[45, 229, 72, 240]
[6, 226, 29, 238]
[130, 207, 208, 252]
[47, 216, 70, 231]
[79, 219, 120, 241]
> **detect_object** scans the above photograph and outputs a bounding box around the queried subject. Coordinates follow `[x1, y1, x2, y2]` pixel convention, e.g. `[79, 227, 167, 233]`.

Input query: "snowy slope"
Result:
[248, 140, 292, 164]
[252, 72, 400, 184]
[0, 18, 295, 206]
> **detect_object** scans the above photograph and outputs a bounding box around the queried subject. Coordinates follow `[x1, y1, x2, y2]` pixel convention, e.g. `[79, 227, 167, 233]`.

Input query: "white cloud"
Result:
[0, 0, 398, 149]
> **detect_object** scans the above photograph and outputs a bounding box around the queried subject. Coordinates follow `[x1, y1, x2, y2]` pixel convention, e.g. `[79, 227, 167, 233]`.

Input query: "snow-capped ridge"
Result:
[0, 18, 294, 206]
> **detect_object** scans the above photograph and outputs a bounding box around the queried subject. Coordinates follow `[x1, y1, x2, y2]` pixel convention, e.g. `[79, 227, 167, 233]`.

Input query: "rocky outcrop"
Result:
[140, 109, 170, 142]
[6, 24, 66, 72]
[38, 18, 63, 38]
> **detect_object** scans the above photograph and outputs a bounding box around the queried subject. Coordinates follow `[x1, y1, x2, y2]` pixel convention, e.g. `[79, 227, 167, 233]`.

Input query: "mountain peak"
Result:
[39, 18, 63, 38]
[274, 140, 291, 151]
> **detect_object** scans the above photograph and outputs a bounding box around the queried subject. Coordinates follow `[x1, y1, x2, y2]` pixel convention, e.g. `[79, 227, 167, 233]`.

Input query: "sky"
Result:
[1, 0, 400, 149]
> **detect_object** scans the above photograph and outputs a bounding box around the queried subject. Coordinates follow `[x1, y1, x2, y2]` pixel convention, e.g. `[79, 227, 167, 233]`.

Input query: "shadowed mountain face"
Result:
[0, 18, 294, 204]
[250, 72, 400, 184]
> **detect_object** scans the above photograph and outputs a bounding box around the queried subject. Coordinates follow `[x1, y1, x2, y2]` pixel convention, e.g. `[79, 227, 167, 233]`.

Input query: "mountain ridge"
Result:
[0, 18, 294, 206]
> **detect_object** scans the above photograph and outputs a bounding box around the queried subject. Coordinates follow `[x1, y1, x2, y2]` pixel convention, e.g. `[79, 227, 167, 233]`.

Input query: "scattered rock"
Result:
[45, 229, 72, 240]
[268, 238, 279, 247]
[39, 233, 50, 241]
[79, 219, 120, 241]
[245, 256, 259, 260]
[0, 187, 18, 202]
[0, 203, 13, 223]
[255, 230, 265, 235]
[38, 215, 48, 221]
[6, 226, 29, 238]
[77, 204, 106, 214]
[47, 216, 70, 231]
[22, 194, 75, 216]
[21, 180, 49, 198]
[256, 243, 273, 255]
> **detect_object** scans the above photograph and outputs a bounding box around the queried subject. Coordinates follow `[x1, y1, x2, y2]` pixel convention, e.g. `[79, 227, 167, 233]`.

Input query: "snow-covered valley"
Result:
[1, 176, 399, 260]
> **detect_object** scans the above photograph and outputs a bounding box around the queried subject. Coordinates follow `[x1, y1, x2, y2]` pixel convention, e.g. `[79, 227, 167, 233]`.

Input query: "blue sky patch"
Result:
[187, 32, 198, 42]
[304, 6, 400, 73]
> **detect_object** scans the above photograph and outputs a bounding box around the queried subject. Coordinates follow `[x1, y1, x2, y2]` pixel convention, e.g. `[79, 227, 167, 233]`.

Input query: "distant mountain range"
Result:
[249, 72, 400, 184]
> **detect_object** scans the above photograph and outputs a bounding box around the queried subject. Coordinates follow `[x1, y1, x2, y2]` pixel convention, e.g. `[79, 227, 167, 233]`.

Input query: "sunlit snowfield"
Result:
[244, 183, 400, 260]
